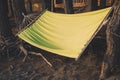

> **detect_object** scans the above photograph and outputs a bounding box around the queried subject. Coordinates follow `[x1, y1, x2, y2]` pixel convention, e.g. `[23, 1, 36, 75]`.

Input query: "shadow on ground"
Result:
[0, 39, 120, 80]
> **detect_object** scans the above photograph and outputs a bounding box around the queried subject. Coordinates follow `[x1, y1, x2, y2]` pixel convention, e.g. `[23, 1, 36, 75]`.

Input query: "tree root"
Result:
[19, 44, 29, 62]
[19, 44, 52, 67]
[29, 52, 52, 67]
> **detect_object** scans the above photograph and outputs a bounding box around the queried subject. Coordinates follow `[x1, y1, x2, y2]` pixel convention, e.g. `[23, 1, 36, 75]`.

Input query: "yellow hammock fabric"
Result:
[18, 7, 111, 59]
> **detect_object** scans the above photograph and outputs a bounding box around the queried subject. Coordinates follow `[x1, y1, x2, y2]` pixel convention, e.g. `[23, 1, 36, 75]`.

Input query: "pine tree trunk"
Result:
[25, 0, 32, 14]
[42, 0, 52, 11]
[99, 2, 120, 79]
[91, 0, 98, 10]
[0, 0, 12, 37]
[64, 0, 74, 14]
[8, 0, 13, 17]
[84, 0, 92, 11]
[111, 0, 115, 5]
[11, 0, 26, 25]
[100, 0, 106, 9]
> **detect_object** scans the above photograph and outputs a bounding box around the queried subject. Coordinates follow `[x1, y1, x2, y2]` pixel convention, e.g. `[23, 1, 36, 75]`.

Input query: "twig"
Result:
[19, 44, 28, 62]
[29, 73, 41, 80]
[111, 31, 120, 38]
[19, 44, 52, 67]
[29, 52, 53, 67]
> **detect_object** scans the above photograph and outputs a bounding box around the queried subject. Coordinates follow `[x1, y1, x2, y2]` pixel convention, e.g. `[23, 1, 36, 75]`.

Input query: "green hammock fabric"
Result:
[18, 7, 111, 59]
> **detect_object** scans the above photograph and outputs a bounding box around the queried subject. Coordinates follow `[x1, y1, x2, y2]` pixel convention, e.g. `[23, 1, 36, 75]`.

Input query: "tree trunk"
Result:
[99, 2, 120, 79]
[64, 0, 74, 14]
[100, 0, 106, 9]
[8, 0, 13, 17]
[0, 0, 12, 37]
[91, 0, 98, 10]
[25, 0, 32, 14]
[111, 0, 115, 5]
[42, 0, 52, 11]
[84, 0, 92, 11]
[12, 0, 26, 25]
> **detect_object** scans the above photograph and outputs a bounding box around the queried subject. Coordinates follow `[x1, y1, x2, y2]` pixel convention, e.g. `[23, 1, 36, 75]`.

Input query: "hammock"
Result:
[18, 7, 112, 59]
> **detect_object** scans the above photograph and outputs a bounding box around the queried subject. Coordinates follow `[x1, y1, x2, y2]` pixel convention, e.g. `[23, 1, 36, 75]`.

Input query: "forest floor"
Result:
[0, 39, 120, 80]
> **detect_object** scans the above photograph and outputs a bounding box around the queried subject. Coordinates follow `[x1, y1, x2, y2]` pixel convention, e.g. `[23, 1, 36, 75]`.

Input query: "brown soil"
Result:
[0, 39, 120, 80]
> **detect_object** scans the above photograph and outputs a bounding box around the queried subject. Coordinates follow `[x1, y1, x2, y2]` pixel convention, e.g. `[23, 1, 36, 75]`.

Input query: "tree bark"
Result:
[111, 0, 115, 5]
[100, 0, 106, 9]
[99, 2, 120, 79]
[25, 0, 32, 14]
[91, 0, 98, 10]
[0, 0, 12, 37]
[12, 0, 26, 25]
[42, 0, 52, 11]
[84, 0, 92, 11]
[64, 0, 74, 14]
[8, 0, 13, 17]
